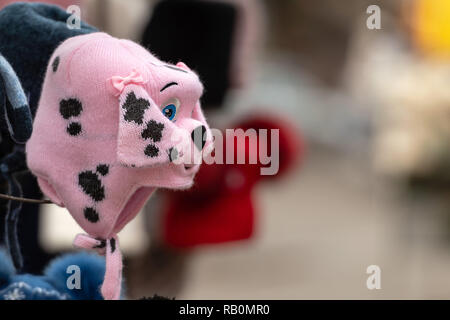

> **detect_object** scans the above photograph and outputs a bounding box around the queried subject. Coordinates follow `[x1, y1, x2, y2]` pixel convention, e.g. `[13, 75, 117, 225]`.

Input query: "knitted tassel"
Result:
[73, 234, 122, 300]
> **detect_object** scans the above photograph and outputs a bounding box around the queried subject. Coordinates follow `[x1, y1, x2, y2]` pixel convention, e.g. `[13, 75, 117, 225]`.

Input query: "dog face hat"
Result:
[26, 32, 212, 299]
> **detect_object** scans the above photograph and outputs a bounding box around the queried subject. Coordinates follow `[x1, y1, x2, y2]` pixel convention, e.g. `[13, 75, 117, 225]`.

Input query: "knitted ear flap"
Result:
[0, 54, 32, 144]
[111, 72, 181, 168]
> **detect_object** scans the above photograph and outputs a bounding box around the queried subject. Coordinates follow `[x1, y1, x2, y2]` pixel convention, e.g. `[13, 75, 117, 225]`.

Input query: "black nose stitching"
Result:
[191, 125, 207, 150]
[168, 147, 179, 162]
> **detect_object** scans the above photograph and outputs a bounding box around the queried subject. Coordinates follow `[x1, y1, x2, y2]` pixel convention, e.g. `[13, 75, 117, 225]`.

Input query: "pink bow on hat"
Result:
[109, 69, 147, 96]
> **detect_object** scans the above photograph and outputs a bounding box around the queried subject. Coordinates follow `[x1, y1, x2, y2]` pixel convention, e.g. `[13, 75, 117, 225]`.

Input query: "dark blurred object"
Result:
[163, 114, 304, 248]
[125, 242, 189, 299]
[0, 250, 108, 300]
[142, 0, 237, 108]
[139, 294, 175, 300]
[265, 0, 400, 86]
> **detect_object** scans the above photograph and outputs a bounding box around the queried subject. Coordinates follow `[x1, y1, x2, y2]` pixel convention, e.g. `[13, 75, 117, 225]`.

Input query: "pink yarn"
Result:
[74, 234, 122, 300]
[26, 32, 213, 299]
[109, 69, 147, 96]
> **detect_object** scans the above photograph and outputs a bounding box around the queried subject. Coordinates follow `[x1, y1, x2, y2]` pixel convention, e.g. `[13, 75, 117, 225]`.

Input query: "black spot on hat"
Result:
[122, 91, 150, 124]
[52, 56, 60, 72]
[93, 239, 106, 249]
[60, 98, 82, 119]
[96, 164, 109, 176]
[78, 171, 105, 202]
[67, 122, 82, 136]
[84, 207, 99, 223]
[168, 147, 178, 162]
[141, 120, 164, 142]
[144, 144, 159, 158]
[191, 125, 207, 150]
[110, 238, 116, 253]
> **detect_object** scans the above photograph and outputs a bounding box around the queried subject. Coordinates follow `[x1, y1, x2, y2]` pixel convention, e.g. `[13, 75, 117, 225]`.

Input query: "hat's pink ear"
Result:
[176, 61, 191, 71]
[114, 82, 180, 168]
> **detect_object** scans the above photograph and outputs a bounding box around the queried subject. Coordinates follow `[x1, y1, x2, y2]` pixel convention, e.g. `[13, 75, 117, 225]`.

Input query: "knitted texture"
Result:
[0, 2, 96, 117]
[0, 250, 111, 300]
[0, 1, 81, 11]
[26, 32, 212, 299]
[0, 54, 32, 144]
[0, 53, 32, 271]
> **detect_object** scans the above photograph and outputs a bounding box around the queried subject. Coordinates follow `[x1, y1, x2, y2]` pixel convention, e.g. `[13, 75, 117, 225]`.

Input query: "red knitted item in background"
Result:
[163, 114, 305, 248]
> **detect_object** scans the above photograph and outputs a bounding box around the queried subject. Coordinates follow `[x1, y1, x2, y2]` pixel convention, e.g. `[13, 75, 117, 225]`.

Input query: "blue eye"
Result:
[162, 104, 177, 121]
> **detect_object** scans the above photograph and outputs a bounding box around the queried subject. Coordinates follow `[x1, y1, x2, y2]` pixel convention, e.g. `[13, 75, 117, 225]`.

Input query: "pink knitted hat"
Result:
[26, 32, 212, 299]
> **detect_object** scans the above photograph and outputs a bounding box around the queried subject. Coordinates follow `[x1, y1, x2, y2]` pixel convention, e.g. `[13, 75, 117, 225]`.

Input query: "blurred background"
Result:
[4, 0, 450, 299]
